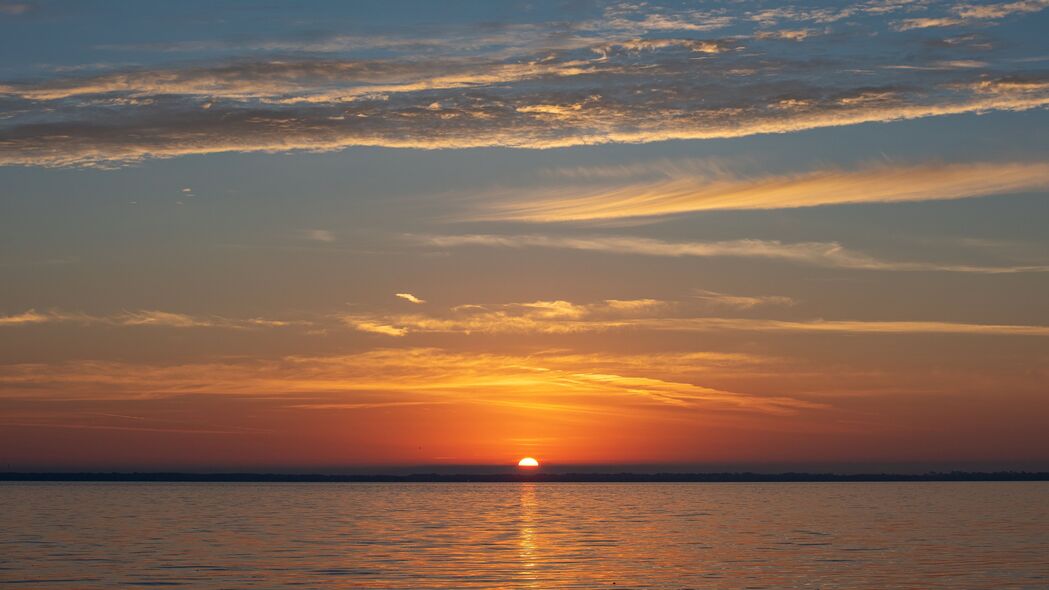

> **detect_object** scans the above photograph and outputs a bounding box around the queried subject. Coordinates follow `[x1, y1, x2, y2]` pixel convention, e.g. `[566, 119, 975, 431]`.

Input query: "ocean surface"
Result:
[1, 482, 1046, 588]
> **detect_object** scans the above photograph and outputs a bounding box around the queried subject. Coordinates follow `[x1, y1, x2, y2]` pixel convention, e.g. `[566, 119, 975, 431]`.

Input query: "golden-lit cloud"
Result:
[344, 299, 670, 335]
[472, 161, 1049, 221]
[892, 0, 1049, 29]
[419, 234, 1049, 274]
[349, 319, 408, 337]
[0, 59, 596, 102]
[954, 0, 1049, 19]
[893, 16, 967, 30]
[395, 293, 426, 304]
[344, 298, 1049, 338]
[0, 309, 81, 326]
[591, 38, 737, 58]
[0, 347, 816, 416]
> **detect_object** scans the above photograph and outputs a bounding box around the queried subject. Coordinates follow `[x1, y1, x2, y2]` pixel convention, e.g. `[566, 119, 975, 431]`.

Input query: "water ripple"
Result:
[1, 482, 1047, 588]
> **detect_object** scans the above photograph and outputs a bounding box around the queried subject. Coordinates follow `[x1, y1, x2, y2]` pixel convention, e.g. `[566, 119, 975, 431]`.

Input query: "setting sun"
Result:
[518, 457, 540, 469]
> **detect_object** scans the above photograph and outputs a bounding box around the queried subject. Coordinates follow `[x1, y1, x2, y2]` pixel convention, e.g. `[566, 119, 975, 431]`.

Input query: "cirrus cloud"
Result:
[342, 297, 1049, 338]
[468, 160, 1049, 221]
[417, 233, 1049, 274]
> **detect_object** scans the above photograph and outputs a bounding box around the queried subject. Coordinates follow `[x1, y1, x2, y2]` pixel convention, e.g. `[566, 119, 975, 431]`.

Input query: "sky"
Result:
[1, 0, 1048, 472]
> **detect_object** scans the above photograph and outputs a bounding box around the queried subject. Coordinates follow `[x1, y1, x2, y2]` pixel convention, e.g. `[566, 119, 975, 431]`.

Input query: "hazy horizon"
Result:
[6, 460, 1049, 476]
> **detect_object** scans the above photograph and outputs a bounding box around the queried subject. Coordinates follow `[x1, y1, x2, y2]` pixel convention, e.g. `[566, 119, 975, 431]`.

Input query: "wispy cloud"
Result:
[395, 292, 426, 304]
[0, 347, 815, 416]
[300, 229, 336, 243]
[470, 160, 1049, 221]
[693, 290, 796, 309]
[350, 319, 408, 336]
[893, 16, 968, 30]
[345, 298, 669, 336]
[0, 309, 296, 329]
[753, 28, 817, 41]
[418, 234, 1049, 274]
[0, 309, 85, 326]
[954, 0, 1049, 19]
[673, 317, 1049, 336]
[0, 2, 32, 16]
[343, 297, 1049, 338]
[893, 0, 1049, 28]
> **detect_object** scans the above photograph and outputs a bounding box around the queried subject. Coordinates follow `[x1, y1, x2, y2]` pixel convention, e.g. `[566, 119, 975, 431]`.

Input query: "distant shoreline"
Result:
[2, 472, 1047, 483]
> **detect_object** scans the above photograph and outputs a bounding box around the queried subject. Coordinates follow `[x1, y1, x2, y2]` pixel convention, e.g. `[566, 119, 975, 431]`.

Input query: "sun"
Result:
[517, 457, 540, 469]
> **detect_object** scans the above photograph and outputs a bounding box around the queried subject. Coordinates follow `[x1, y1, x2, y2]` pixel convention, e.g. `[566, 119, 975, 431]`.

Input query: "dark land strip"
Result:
[2, 472, 1047, 483]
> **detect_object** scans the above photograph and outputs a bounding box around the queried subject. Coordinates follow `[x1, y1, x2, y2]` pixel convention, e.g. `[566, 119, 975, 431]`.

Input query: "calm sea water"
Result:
[1, 482, 1046, 588]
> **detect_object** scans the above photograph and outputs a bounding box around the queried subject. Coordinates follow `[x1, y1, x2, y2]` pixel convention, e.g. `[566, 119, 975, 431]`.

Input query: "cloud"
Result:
[418, 234, 1049, 274]
[595, 3, 737, 33]
[301, 229, 336, 243]
[395, 292, 426, 304]
[0, 309, 81, 326]
[592, 37, 738, 58]
[345, 319, 408, 337]
[893, 0, 1049, 29]
[0, 421, 261, 435]
[693, 290, 796, 309]
[753, 29, 817, 41]
[0, 309, 295, 329]
[0, 2, 31, 16]
[5, 74, 1047, 168]
[3, 6, 1049, 168]
[0, 347, 815, 416]
[469, 160, 1049, 221]
[342, 297, 1049, 338]
[893, 16, 968, 30]
[117, 310, 218, 328]
[344, 298, 670, 335]
[0, 58, 597, 102]
[747, 6, 858, 24]
[664, 317, 1049, 336]
[954, 0, 1049, 19]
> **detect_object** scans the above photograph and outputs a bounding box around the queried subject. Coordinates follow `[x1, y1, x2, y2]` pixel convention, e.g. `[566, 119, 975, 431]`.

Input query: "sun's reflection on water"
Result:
[517, 483, 539, 582]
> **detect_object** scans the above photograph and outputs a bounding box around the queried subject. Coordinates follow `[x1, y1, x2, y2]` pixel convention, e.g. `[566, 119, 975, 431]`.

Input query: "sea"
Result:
[1, 482, 1046, 588]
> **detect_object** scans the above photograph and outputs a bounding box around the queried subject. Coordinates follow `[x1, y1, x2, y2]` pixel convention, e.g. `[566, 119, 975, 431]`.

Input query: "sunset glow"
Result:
[1, 0, 1048, 474]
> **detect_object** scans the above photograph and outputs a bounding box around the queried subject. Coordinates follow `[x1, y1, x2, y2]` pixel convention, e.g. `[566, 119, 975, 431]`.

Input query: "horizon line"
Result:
[3, 471, 1047, 483]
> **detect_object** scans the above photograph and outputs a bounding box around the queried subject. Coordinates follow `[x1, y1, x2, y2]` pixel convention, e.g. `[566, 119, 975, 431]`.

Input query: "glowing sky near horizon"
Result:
[1, 0, 1048, 471]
